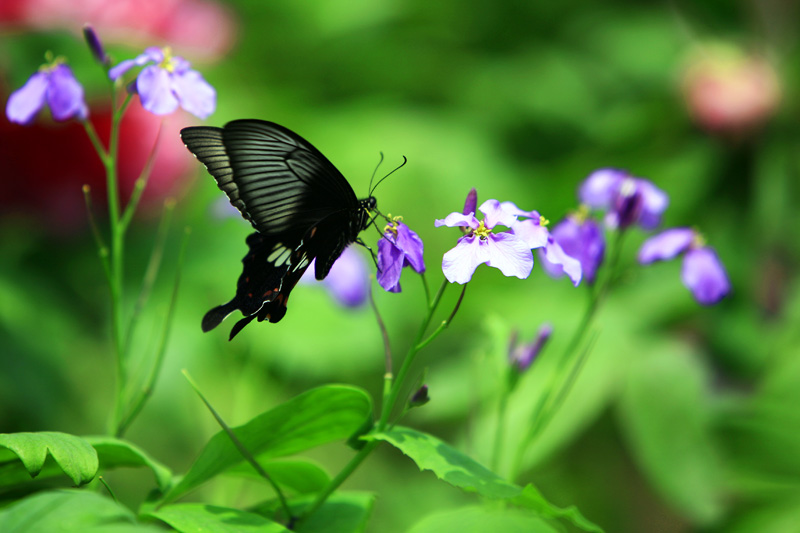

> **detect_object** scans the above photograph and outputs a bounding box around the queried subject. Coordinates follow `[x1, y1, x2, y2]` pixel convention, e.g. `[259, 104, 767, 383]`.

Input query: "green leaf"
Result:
[513, 484, 604, 532]
[84, 436, 173, 492]
[0, 432, 98, 486]
[617, 344, 724, 525]
[408, 506, 559, 533]
[0, 489, 162, 532]
[227, 459, 330, 495]
[147, 503, 290, 533]
[369, 426, 521, 499]
[293, 491, 375, 533]
[163, 385, 371, 503]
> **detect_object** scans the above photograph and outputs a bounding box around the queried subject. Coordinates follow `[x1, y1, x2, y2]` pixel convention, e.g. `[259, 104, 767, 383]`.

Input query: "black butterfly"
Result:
[180, 120, 377, 339]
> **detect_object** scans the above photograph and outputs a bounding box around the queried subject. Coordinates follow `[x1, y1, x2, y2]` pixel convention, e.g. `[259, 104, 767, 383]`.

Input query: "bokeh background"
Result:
[2, 1, 799, 531]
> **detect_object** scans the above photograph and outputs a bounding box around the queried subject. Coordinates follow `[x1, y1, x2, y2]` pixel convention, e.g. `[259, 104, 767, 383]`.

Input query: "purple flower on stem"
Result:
[109, 46, 215, 119]
[509, 322, 553, 372]
[638, 227, 731, 305]
[6, 57, 88, 125]
[539, 208, 605, 284]
[500, 202, 583, 286]
[435, 198, 534, 284]
[302, 245, 369, 307]
[579, 168, 669, 230]
[377, 219, 426, 293]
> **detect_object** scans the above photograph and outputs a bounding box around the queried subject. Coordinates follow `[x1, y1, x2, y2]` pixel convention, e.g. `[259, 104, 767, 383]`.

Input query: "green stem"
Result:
[490, 376, 510, 472]
[509, 230, 626, 480]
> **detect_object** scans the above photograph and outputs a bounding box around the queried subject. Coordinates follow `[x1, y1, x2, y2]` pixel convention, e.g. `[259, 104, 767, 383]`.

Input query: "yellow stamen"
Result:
[573, 204, 590, 223]
[538, 215, 550, 227]
[691, 230, 706, 249]
[474, 220, 491, 239]
[383, 221, 398, 235]
[39, 51, 66, 73]
[159, 46, 177, 72]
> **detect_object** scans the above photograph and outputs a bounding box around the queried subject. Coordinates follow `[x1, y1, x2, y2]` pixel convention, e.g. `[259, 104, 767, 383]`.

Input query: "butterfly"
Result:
[180, 120, 377, 339]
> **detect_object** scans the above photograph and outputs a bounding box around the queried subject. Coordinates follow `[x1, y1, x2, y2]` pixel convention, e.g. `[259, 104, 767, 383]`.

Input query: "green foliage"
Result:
[407, 506, 559, 533]
[163, 385, 372, 503]
[146, 503, 290, 532]
[0, 489, 162, 533]
[86, 436, 172, 492]
[0, 433, 98, 487]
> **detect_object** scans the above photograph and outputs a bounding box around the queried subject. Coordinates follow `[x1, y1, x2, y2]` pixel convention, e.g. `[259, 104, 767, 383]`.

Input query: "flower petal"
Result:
[377, 235, 405, 292]
[396, 223, 425, 273]
[171, 68, 216, 119]
[108, 49, 160, 80]
[498, 200, 536, 219]
[681, 247, 730, 305]
[542, 238, 582, 286]
[638, 228, 695, 264]
[579, 168, 627, 209]
[441, 234, 488, 284]
[484, 232, 533, 279]
[479, 199, 518, 229]
[136, 65, 179, 115]
[434, 212, 479, 228]
[47, 65, 87, 121]
[637, 180, 669, 230]
[6, 71, 48, 124]
[510, 218, 549, 249]
[548, 215, 605, 284]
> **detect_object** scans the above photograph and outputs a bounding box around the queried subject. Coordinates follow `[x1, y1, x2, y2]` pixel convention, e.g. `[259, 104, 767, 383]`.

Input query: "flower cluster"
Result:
[579, 168, 669, 231]
[435, 195, 581, 286]
[377, 219, 425, 292]
[6, 57, 88, 125]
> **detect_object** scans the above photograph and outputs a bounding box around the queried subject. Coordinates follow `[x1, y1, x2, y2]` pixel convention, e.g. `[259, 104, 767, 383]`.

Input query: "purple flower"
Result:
[435, 199, 533, 284]
[500, 202, 583, 286]
[301, 246, 369, 307]
[539, 211, 605, 284]
[638, 228, 731, 305]
[509, 323, 553, 372]
[579, 168, 669, 230]
[377, 220, 425, 292]
[109, 46, 215, 119]
[6, 60, 88, 125]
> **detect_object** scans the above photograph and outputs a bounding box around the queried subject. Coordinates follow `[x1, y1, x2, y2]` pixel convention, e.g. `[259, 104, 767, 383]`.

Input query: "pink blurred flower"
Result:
[682, 43, 781, 135]
[0, 0, 235, 61]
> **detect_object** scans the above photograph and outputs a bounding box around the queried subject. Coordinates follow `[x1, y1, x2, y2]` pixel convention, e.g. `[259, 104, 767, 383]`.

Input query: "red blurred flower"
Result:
[0, 97, 197, 232]
[682, 43, 781, 136]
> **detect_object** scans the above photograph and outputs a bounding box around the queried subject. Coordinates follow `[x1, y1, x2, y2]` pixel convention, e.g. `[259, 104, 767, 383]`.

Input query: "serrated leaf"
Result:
[84, 436, 173, 492]
[147, 503, 290, 532]
[0, 489, 161, 532]
[227, 459, 330, 495]
[163, 385, 371, 503]
[369, 426, 520, 499]
[0, 432, 97, 486]
[408, 505, 559, 533]
[513, 483, 604, 532]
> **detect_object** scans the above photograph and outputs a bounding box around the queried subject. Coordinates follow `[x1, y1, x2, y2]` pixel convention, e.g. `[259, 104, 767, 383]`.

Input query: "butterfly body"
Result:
[181, 120, 376, 339]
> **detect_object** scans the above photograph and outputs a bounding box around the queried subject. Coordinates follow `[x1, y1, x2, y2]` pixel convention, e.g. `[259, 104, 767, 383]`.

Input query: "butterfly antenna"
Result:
[367, 151, 385, 195]
[369, 156, 407, 197]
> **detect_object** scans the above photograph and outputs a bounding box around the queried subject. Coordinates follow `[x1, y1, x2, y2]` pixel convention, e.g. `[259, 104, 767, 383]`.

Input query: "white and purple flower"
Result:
[377, 220, 425, 293]
[579, 168, 669, 230]
[638, 227, 731, 305]
[6, 58, 88, 125]
[109, 46, 215, 119]
[435, 198, 534, 284]
[539, 210, 605, 284]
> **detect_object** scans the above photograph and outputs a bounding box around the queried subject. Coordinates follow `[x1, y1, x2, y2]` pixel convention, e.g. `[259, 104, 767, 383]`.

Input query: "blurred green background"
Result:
[2, 0, 800, 531]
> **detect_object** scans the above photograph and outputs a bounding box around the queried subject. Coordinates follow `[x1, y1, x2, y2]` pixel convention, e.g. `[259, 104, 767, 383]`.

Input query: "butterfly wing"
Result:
[181, 119, 360, 240]
[182, 120, 371, 336]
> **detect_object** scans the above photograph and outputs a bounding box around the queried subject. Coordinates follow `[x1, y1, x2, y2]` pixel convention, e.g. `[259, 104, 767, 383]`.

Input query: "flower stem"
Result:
[509, 230, 626, 481]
